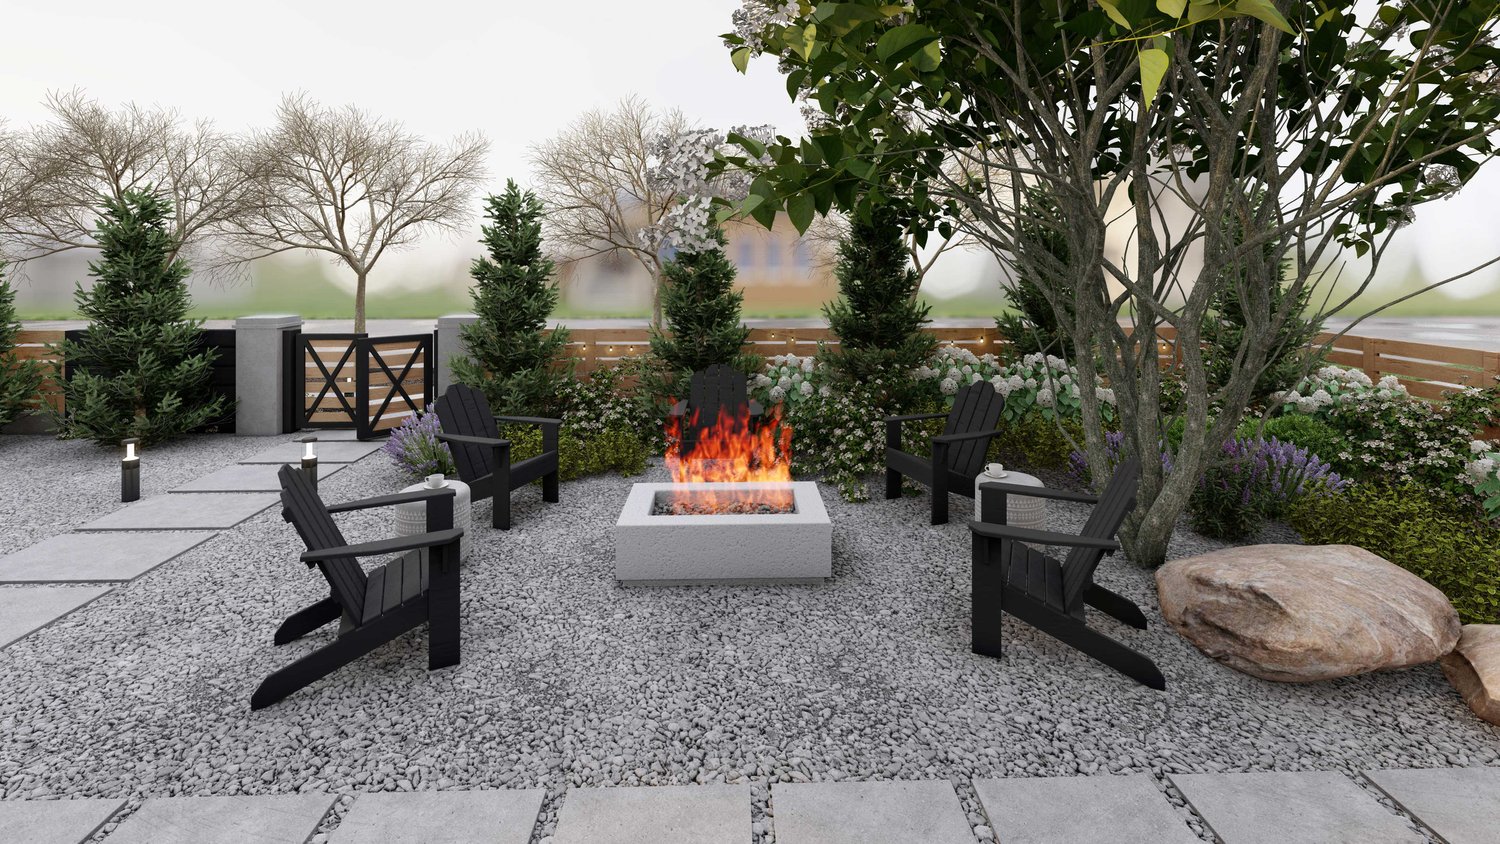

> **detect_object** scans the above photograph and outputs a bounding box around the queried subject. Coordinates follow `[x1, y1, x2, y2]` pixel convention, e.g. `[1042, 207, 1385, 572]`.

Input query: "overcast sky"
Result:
[3, 0, 1497, 302]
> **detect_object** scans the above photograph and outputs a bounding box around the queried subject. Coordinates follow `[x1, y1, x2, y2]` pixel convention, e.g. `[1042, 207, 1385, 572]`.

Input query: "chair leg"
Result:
[971, 537, 1006, 658]
[273, 597, 340, 645]
[1047, 618, 1167, 690]
[931, 470, 949, 525]
[884, 467, 902, 500]
[542, 468, 559, 504]
[426, 544, 461, 671]
[250, 615, 417, 710]
[1085, 584, 1149, 629]
[493, 464, 512, 530]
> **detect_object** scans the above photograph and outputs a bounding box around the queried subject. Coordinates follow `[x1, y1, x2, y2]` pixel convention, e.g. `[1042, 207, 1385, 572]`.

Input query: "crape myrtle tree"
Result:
[55, 190, 226, 444]
[451, 180, 574, 415]
[226, 94, 488, 333]
[0, 90, 252, 271]
[721, 0, 1500, 566]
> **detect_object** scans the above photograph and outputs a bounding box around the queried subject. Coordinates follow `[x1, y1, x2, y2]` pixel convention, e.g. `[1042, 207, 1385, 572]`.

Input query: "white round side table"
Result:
[395, 477, 471, 561]
[974, 466, 1048, 547]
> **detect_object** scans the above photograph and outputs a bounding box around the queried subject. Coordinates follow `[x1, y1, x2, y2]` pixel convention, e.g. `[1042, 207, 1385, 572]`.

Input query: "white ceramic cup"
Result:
[985, 462, 1007, 477]
[425, 473, 446, 489]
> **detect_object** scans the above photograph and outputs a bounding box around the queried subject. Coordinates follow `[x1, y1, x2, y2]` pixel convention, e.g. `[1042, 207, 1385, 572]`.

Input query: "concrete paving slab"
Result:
[238, 441, 382, 464]
[306, 428, 364, 441]
[1366, 767, 1500, 844]
[0, 586, 112, 647]
[75, 494, 276, 531]
[552, 785, 750, 844]
[172, 462, 345, 492]
[1171, 771, 1425, 844]
[0, 532, 215, 582]
[330, 790, 545, 844]
[0, 798, 123, 843]
[974, 774, 1199, 844]
[104, 795, 335, 844]
[772, 780, 972, 844]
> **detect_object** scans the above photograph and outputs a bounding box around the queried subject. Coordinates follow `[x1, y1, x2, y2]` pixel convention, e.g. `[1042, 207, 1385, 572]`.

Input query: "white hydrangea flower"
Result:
[940, 377, 958, 395]
[1025, 377, 1039, 389]
[1296, 397, 1318, 413]
[1097, 387, 1117, 405]
[754, 374, 772, 388]
[990, 375, 1011, 396]
[1377, 375, 1401, 390]
[1007, 375, 1025, 392]
[777, 375, 792, 390]
[1471, 440, 1494, 454]
[791, 372, 803, 385]
[769, 386, 786, 402]
[798, 381, 813, 397]
[801, 358, 814, 373]
[1037, 388, 1055, 407]
[1310, 389, 1333, 407]
[947, 368, 962, 381]
[818, 385, 831, 397]
[970, 372, 983, 384]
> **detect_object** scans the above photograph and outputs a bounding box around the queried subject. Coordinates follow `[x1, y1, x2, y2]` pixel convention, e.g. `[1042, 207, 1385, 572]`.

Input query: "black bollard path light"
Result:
[121, 437, 141, 502]
[300, 435, 318, 492]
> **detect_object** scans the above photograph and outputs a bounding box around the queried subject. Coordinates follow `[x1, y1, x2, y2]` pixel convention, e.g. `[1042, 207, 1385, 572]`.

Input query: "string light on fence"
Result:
[300, 435, 318, 492]
[121, 438, 141, 503]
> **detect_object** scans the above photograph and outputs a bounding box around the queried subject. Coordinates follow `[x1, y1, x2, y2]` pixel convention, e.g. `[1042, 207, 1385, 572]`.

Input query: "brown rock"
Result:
[1156, 544, 1461, 682]
[1441, 624, 1500, 725]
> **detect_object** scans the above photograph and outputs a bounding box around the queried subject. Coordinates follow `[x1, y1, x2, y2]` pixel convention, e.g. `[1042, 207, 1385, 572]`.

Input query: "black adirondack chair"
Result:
[252, 465, 465, 710]
[669, 364, 764, 457]
[968, 457, 1166, 690]
[434, 383, 561, 530]
[885, 381, 1006, 525]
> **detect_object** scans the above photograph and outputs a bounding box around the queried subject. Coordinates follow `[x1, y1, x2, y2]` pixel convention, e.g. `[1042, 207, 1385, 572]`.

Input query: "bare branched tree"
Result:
[529, 96, 693, 327]
[800, 208, 974, 293]
[223, 94, 489, 332]
[0, 90, 252, 271]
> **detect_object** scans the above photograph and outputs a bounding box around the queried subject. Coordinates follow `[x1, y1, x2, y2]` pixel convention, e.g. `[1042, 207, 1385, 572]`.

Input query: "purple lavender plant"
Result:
[382, 410, 457, 482]
[1190, 436, 1347, 540]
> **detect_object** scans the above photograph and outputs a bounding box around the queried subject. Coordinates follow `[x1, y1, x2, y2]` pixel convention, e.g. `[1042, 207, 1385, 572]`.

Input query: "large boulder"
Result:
[1157, 544, 1460, 682]
[1441, 624, 1500, 725]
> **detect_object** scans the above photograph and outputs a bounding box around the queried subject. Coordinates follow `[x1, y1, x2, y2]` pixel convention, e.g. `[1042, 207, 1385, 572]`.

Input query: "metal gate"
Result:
[297, 333, 434, 438]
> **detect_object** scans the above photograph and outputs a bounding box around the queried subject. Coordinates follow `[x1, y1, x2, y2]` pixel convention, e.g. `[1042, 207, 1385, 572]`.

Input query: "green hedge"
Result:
[1288, 483, 1500, 625]
[499, 423, 647, 482]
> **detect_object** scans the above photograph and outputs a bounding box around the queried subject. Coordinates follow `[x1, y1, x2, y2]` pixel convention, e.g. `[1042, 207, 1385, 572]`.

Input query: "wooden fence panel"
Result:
[14, 330, 65, 415]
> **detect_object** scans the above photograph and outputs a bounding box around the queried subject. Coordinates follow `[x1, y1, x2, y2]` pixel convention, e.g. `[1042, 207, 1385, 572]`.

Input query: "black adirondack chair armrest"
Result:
[436, 431, 511, 448]
[932, 428, 1000, 444]
[885, 411, 949, 425]
[326, 487, 457, 514]
[300, 528, 465, 562]
[493, 414, 562, 428]
[669, 399, 689, 416]
[976, 482, 1099, 504]
[968, 521, 1120, 551]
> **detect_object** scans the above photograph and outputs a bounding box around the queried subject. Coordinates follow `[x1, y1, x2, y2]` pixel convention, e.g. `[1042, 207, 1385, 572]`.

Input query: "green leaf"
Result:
[1138, 47, 1169, 106]
[1097, 0, 1132, 28]
[1234, 0, 1295, 34]
[727, 131, 767, 160]
[731, 47, 751, 74]
[875, 23, 939, 64]
[914, 39, 942, 72]
[1156, 0, 1187, 17]
[786, 192, 816, 234]
[1188, 0, 1233, 23]
[750, 198, 779, 230]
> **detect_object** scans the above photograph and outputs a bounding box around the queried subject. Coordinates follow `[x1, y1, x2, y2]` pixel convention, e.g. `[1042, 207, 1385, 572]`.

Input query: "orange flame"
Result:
[664, 402, 793, 511]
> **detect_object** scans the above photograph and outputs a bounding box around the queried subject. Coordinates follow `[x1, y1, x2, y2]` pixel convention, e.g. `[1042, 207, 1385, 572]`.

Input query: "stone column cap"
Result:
[234, 314, 303, 329]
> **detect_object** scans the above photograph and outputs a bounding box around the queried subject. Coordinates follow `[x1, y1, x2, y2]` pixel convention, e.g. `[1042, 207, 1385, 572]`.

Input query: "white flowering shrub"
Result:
[645, 124, 776, 253]
[1273, 366, 1406, 416]
[913, 347, 1116, 423]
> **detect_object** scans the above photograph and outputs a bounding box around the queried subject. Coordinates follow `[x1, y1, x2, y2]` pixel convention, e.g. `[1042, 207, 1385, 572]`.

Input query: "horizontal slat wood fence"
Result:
[12, 324, 1500, 423]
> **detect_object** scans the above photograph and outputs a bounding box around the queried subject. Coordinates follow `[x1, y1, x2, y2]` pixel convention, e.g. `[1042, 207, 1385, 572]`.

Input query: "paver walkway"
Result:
[0, 436, 379, 653]
[0, 768, 1494, 843]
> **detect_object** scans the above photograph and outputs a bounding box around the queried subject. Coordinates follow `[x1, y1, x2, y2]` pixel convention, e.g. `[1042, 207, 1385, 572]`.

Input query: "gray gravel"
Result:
[0, 432, 305, 551]
[0, 440, 1497, 844]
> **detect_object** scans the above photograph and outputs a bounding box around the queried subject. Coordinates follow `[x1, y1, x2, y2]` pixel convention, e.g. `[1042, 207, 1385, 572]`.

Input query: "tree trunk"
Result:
[651, 270, 664, 329]
[354, 271, 367, 334]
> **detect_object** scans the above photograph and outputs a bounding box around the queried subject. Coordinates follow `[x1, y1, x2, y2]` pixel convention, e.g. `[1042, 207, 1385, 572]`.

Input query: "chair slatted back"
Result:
[435, 384, 501, 483]
[1061, 457, 1141, 604]
[277, 466, 367, 621]
[688, 364, 750, 428]
[941, 382, 1006, 476]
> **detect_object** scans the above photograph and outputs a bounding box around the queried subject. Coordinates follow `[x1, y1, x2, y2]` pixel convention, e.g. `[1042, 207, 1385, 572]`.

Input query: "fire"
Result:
[664, 402, 794, 511]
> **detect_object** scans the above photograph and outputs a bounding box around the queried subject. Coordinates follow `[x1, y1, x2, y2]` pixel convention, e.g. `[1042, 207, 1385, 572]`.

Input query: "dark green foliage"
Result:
[991, 413, 1087, 470]
[0, 266, 44, 430]
[1202, 194, 1324, 405]
[1249, 414, 1346, 467]
[55, 191, 226, 445]
[452, 181, 573, 416]
[647, 225, 759, 401]
[500, 423, 647, 481]
[995, 189, 1073, 361]
[822, 206, 935, 392]
[1290, 484, 1500, 625]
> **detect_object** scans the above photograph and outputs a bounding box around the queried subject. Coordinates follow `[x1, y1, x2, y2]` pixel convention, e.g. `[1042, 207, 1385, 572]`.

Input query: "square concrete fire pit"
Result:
[615, 481, 831, 585]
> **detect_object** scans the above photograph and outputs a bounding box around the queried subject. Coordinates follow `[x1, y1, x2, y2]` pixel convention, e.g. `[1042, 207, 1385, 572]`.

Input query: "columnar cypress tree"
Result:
[822, 206, 935, 384]
[0, 265, 44, 430]
[55, 190, 226, 444]
[647, 224, 759, 381]
[996, 187, 1074, 360]
[451, 180, 573, 415]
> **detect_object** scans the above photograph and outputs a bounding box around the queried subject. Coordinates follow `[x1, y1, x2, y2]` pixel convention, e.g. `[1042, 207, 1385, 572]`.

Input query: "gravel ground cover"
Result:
[0, 432, 303, 552]
[1, 439, 1497, 843]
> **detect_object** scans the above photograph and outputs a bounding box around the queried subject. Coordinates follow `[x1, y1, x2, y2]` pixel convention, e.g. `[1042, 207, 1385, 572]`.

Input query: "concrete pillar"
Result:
[235, 314, 302, 435]
[436, 314, 478, 395]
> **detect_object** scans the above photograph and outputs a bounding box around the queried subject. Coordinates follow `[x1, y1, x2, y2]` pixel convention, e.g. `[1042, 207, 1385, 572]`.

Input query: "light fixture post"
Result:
[300, 436, 319, 492]
[121, 438, 141, 502]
